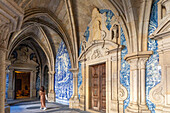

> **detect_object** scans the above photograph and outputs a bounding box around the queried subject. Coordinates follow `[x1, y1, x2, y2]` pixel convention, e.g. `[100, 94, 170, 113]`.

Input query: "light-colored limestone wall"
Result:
[0, 49, 7, 113]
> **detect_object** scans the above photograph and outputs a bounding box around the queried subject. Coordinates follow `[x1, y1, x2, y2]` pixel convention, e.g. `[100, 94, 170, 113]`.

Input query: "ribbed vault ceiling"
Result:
[12, 0, 125, 45]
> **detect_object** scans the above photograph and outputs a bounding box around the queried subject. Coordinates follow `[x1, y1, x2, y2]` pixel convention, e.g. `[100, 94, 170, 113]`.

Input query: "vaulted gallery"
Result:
[0, 0, 170, 113]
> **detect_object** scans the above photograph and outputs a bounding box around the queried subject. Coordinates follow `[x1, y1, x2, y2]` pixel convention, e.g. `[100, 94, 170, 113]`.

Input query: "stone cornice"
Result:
[69, 68, 79, 74]
[149, 15, 170, 40]
[124, 51, 153, 61]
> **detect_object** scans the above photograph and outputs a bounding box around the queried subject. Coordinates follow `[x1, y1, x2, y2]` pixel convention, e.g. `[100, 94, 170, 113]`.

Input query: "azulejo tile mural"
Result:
[55, 40, 73, 105]
[120, 28, 130, 110]
[146, 0, 161, 112]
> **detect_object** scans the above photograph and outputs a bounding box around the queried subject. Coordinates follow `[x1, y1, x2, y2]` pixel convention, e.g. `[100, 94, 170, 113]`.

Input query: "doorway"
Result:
[15, 71, 30, 99]
[90, 63, 106, 112]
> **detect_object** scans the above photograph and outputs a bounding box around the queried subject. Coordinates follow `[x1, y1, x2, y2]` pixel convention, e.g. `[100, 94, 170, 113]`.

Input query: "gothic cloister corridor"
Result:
[1, 0, 170, 113]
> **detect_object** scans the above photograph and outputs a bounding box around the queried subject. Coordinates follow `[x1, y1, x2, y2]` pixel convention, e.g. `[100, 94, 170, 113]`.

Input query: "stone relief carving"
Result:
[150, 85, 164, 104]
[119, 84, 128, 101]
[10, 46, 38, 65]
[81, 35, 87, 52]
[91, 49, 103, 60]
[16, 47, 29, 63]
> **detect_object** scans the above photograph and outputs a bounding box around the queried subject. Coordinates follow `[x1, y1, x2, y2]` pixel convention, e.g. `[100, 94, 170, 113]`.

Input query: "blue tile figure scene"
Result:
[55, 40, 73, 105]
[146, 0, 161, 112]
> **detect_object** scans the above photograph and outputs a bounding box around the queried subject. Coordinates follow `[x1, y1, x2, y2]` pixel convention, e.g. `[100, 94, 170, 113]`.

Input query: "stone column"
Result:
[30, 71, 36, 98]
[125, 52, 152, 113]
[0, 48, 7, 113]
[69, 68, 79, 109]
[126, 58, 139, 112]
[48, 71, 55, 102]
[138, 58, 149, 112]
[7, 69, 15, 99]
[0, 1, 24, 113]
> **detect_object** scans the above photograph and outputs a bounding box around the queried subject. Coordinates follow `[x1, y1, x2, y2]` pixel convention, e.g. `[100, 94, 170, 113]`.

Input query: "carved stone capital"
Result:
[69, 68, 79, 76]
[124, 51, 153, 70]
[138, 57, 149, 69]
[48, 71, 55, 75]
[91, 49, 103, 60]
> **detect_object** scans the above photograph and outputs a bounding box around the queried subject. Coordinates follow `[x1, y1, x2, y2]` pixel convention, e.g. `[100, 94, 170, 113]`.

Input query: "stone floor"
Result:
[10, 100, 90, 113]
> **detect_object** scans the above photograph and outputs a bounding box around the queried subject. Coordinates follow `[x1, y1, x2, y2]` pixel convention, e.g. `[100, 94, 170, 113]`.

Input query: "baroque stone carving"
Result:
[10, 46, 38, 66]
[91, 49, 103, 60]
[81, 35, 87, 52]
[150, 85, 164, 104]
[119, 84, 128, 101]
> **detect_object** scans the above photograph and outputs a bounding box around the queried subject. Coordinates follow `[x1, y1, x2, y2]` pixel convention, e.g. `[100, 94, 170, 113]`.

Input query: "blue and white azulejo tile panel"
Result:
[54, 40, 73, 105]
[120, 28, 130, 110]
[146, 0, 161, 112]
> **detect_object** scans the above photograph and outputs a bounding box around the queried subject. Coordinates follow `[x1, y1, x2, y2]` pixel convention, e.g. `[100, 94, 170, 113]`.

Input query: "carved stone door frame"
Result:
[79, 41, 127, 113]
[8, 65, 37, 99]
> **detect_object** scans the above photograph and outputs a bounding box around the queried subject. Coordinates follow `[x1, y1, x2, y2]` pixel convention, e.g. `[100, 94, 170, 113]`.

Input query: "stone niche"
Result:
[8, 46, 39, 99]
[150, 0, 170, 112]
[78, 8, 127, 113]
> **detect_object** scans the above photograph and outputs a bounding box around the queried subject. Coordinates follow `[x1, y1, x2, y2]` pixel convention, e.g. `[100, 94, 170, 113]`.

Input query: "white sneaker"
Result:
[40, 107, 42, 110]
[43, 107, 47, 110]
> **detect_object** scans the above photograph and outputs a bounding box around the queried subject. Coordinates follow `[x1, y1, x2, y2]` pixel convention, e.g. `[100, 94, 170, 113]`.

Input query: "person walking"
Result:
[39, 86, 47, 110]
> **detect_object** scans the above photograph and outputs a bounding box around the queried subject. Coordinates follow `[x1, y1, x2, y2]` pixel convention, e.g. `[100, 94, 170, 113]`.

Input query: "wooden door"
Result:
[90, 63, 106, 112]
[100, 64, 106, 111]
